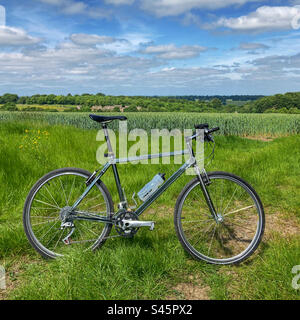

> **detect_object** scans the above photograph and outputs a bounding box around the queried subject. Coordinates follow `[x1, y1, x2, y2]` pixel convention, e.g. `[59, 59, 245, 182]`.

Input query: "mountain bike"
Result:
[23, 114, 265, 265]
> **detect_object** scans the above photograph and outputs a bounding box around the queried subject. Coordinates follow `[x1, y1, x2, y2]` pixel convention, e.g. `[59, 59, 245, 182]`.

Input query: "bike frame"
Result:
[70, 123, 218, 223]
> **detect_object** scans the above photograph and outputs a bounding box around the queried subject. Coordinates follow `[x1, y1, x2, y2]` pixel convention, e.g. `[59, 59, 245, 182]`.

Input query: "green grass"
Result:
[0, 119, 299, 300]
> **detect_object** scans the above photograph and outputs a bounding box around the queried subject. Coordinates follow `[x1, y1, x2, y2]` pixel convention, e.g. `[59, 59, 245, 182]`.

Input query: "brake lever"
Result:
[204, 134, 214, 143]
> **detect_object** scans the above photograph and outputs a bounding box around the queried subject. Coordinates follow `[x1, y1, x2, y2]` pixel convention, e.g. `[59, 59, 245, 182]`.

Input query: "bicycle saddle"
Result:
[89, 114, 127, 124]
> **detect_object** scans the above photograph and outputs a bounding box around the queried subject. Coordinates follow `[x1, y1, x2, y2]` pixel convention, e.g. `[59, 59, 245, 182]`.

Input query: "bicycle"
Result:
[23, 114, 265, 265]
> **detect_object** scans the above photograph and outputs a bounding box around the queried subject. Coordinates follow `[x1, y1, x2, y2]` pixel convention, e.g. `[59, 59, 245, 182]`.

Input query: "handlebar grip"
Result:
[208, 127, 220, 134]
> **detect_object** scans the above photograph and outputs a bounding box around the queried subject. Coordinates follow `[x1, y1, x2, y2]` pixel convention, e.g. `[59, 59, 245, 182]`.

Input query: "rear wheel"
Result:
[174, 172, 265, 265]
[23, 168, 114, 259]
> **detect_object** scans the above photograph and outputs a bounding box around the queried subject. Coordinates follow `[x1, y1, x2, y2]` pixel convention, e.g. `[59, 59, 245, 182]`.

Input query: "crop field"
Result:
[0, 113, 299, 300]
[1, 111, 300, 136]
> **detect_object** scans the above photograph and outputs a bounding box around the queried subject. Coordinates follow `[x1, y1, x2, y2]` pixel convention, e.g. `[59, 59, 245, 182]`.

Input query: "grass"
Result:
[0, 118, 299, 300]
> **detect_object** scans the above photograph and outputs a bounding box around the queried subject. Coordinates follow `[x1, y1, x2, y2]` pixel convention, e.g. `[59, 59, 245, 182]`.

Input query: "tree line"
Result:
[0, 92, 300, 114]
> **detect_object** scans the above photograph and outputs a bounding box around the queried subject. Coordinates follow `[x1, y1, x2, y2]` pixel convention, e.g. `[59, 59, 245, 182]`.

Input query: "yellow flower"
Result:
[19, 145, 23, 149]
[25, 129, 29, 133]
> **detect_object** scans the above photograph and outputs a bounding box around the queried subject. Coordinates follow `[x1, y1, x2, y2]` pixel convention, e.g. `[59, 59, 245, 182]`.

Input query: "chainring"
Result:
[114, 211, 139, 238]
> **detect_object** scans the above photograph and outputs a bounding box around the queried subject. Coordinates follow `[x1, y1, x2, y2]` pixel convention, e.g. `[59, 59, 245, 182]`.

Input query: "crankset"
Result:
[114, 211, 155, 238]
[114, 211, 139, 238]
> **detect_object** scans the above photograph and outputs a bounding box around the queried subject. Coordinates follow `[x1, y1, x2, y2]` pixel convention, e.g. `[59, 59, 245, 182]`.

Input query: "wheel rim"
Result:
[26, 171, 111, 257]
[178, 175, 263, 263]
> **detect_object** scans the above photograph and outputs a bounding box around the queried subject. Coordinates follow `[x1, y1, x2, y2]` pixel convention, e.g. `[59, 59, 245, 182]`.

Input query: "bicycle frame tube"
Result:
[70, 162, 111, 211]
[70, 126, 218, 223]
[135, 161, 191, 216]
[70, 150, 191, 214]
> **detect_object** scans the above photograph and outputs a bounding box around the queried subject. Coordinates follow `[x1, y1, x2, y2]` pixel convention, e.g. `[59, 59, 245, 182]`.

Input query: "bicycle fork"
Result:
[185, 135, 219, 223]
[194, 167, 219, 223]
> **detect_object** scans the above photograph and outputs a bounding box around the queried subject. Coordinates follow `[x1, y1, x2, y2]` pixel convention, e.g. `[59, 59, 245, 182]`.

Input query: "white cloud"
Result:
[141, 44, 207, 59]
[215, 6, 300, 32]
[35, 0, 110, 18]
[70, 33, 117, 46]
[104, 0, 135, 5]
[61, 1, 87, 15]
[238, 42, 269, 50]
[37, 0, 64, 4]
[140, 0, 263, 17]
[0, 5, 6, 27]
[0, 26, 41, 46]
[181, 12, 202, 27]
[1, 42, 300, 95]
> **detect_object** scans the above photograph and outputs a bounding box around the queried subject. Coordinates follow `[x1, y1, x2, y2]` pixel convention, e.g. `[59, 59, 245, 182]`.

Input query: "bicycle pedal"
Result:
[122, 220, 155, 231]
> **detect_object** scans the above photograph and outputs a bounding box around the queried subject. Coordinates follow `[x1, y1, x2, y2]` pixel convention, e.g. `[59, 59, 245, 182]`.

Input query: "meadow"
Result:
[0, 112, 299, 300]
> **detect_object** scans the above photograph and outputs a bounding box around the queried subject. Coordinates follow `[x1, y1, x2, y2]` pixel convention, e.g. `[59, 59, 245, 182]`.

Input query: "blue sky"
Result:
[0, 0, 300, 96]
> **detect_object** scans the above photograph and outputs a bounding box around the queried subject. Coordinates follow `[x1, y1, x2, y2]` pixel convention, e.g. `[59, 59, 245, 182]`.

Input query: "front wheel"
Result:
[174, 172, 265, 265]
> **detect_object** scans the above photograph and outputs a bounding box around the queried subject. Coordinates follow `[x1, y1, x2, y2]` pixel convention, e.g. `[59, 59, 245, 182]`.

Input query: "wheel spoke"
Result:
[34, 199, 60, 210]
[67, 176, 76, 205]
[224, 205, 255, 217]
[207, 225, 217, 255]
[181, 218, 213, 224]
[32, 217, 59, 226]
[59, 177, 69, 206]
[44, 184, 61, 209]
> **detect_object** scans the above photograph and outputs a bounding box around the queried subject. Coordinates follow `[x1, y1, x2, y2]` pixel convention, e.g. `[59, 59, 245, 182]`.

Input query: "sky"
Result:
[0, 0, 300, 96]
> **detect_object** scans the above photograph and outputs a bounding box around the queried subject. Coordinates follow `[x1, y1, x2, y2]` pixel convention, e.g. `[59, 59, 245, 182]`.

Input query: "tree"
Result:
[2, 93, 18, 103]
[210, 98, 223, 109]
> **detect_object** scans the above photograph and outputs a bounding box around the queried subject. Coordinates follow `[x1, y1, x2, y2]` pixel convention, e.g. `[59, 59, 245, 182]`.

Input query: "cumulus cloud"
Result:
[35, 0, 110, 18]
[104, 0, 135, 5]
[141, 44, 208, 59]
[1, 40, 300, 95]
[70, 33, 117, 46]
[0, 26, 41, 46]
[238, 42, 270, 50]
[251, 52, 300, 69]
[139, 0, 263, 17]
[214, 6, 300, 32]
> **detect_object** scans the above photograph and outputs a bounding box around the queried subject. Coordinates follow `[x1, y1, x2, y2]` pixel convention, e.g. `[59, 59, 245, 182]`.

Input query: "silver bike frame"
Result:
[70, 126, 218, 223]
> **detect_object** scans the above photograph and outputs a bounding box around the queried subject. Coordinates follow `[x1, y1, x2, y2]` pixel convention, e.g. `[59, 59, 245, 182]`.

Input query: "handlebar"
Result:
[192, 124, 220, 142]
[207, 127, 220, 134]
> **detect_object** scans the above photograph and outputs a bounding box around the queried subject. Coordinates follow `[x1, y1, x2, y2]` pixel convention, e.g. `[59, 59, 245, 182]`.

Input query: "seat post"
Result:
[102, 123, 114, 158]
[102, 123, 126, 205]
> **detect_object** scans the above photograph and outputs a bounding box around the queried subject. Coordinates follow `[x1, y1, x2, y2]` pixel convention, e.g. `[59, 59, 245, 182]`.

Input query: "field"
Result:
[1, 111, 300, 135]
[0, 112, 300, 300]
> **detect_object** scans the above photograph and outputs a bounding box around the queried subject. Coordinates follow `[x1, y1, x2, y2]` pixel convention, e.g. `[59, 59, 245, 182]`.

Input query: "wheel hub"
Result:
[60, 206, 73, 222]
[217, 213, 224, 223]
